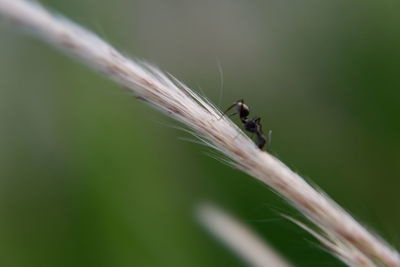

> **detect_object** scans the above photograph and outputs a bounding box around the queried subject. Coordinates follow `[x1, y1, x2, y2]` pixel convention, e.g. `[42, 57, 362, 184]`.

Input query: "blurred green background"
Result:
[1, 0, 400, 266]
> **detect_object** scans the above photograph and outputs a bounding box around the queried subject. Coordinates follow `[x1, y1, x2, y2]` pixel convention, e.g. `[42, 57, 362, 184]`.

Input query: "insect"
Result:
[221, 99, 272, 151]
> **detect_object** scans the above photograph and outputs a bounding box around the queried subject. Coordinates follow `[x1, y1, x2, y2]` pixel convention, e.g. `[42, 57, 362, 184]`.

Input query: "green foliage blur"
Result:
[1, 0, 400, 266]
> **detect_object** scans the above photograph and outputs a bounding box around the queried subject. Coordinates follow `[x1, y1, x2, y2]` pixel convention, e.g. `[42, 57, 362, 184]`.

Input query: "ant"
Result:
[221, 99, 272, 151]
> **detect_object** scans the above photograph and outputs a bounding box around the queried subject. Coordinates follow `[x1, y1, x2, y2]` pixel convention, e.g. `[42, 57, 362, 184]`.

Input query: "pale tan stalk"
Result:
[0, 0, 399, 266]
[197, 204, 293, 267]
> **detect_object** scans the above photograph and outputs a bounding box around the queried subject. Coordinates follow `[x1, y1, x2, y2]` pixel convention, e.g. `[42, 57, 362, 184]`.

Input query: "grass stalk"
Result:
[0, 0, 399, 265]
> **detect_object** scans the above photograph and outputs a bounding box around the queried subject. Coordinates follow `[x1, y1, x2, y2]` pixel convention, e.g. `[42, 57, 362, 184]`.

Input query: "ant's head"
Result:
[235, 99, 249, 118]
[220, 99, 250, 121]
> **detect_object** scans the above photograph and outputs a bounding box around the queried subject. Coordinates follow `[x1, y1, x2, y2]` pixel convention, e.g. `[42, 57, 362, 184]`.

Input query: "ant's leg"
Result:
[219, 112, 237, 121]
[255, 117, 263, 132]
[228, 112, 237, 118]
[218, 102, 239, 120]
[266, 130, 272, 152]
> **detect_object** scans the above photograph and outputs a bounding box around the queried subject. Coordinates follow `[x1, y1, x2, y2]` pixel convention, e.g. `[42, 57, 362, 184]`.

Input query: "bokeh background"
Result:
[1, 0, 400, 266]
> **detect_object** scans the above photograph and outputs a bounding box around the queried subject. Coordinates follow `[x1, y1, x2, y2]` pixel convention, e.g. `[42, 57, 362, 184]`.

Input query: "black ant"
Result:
[221, 99, 272, 151]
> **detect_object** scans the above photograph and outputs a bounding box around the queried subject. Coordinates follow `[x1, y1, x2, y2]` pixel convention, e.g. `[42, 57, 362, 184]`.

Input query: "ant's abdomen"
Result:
[257, 135, 266, 149]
